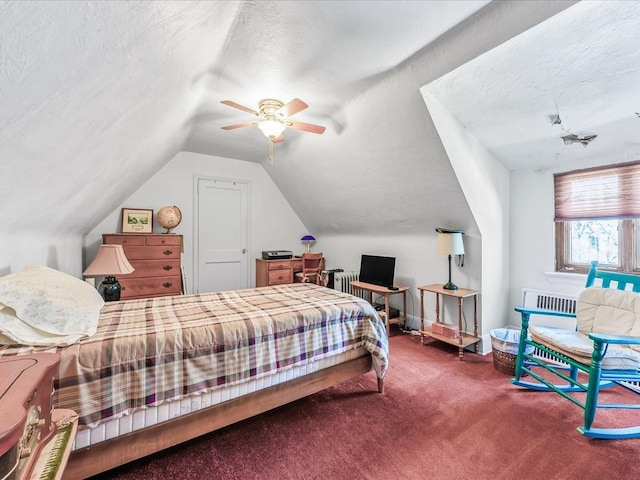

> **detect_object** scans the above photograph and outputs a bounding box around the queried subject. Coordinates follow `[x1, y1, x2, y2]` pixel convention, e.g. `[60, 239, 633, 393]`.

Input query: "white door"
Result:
[196, 177, 249, 293]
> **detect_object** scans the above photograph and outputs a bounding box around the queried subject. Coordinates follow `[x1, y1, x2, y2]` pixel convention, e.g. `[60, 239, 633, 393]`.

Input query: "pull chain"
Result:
[269, 140, 274, 165]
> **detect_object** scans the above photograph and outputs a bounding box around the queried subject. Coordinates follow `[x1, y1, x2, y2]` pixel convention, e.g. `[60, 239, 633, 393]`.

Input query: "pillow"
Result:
[0, 265, 104, 346]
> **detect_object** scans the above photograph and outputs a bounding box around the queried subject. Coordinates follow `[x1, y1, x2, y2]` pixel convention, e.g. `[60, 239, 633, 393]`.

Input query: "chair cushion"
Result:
[530, 287, 640, 370]
[577, 287, 640, 339]
[530, 325, 640, 370]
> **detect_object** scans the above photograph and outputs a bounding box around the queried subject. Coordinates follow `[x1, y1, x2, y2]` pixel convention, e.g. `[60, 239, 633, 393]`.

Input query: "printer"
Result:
[262, 250, 293, 260]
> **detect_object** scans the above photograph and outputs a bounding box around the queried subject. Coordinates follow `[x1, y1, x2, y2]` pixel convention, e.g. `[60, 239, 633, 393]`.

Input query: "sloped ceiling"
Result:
[1, 0, 594, 239]
[426, 0, 640, 171]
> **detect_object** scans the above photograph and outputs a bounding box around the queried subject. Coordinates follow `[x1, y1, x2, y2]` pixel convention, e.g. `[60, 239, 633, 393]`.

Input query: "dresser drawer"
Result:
[145, 235, 182, 247]
[121, 245, 181, 260]
[103, 234, 146, 246]
[120, 276, 182, 299]
[268, 269, 293, 285]
[126, 259, 181, 278]
[267, 261, 292, 271]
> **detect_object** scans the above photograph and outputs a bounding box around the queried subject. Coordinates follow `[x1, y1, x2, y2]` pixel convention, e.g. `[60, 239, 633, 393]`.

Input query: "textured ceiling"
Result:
[185, 0, 492, 160]
[426, 0, 640, 171]
[1, 0, 598, 240]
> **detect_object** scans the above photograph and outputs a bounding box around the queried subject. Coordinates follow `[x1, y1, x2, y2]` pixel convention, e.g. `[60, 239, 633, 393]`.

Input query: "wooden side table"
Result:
[350, 280, 408, 335]
[418, 284, 480, 360]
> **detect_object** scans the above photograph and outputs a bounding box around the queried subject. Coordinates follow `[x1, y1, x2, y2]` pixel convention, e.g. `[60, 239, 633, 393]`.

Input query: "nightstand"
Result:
[418, 284, 480, 360]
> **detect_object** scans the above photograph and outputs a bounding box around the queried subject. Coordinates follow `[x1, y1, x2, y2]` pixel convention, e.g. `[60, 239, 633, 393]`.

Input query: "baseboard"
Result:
[477, 333, 492, 355]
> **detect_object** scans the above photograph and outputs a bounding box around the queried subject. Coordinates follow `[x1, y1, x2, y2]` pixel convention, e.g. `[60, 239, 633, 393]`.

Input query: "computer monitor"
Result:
[359, 254, 395, 288]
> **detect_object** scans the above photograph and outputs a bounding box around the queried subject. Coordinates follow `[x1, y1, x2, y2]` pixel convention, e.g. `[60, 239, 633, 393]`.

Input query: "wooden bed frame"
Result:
[63, 354, 383, 479]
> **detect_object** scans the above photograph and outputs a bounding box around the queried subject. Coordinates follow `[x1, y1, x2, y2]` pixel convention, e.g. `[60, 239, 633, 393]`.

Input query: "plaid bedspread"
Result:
[0, 284, 388, 427]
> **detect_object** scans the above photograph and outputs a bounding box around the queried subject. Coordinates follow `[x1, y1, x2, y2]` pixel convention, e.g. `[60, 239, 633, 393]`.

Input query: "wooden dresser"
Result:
[103, 233, 183, 300]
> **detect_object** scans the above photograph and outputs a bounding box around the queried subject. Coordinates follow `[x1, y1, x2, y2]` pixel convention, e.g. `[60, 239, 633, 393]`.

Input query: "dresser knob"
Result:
[163, 250, 173, 256]
[163, 265, 173, 271]
[163, 282, 173, 288]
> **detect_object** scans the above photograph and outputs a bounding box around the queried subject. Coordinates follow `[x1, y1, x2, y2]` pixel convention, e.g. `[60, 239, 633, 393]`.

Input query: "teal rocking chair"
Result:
[512, 261, 640, 439]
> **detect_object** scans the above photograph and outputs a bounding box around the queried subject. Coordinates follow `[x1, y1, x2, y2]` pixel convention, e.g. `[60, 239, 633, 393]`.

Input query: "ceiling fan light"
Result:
[258, 120, 286, 139]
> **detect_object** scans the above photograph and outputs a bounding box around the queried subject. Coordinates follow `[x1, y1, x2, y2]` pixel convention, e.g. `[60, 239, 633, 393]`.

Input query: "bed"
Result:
[0, 265, 388, 479]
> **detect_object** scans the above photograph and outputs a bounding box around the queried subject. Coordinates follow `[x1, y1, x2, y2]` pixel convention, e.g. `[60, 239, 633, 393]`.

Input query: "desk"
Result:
[418, 284, 480, 360]
[350, 281, 408, 335]
[256, 257, 327, 287]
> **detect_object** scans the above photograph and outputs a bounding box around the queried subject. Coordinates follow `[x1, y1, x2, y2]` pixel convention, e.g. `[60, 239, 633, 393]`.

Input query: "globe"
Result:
[157, 206, 182, 234]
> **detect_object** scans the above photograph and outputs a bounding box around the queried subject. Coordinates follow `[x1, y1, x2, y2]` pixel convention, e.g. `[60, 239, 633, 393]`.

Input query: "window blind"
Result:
[554, 161, 640, 221]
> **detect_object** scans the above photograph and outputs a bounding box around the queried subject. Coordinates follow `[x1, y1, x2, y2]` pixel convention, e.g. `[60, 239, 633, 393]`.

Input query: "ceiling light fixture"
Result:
[258, 120, 286, 139]
[221, 98, 325, 166]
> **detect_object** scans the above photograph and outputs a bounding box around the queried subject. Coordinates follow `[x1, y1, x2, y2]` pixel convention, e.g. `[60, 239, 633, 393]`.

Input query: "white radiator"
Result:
[522, 288, 577, 364]
[333, 271, 361, 296]
[522, 288, 578, 330]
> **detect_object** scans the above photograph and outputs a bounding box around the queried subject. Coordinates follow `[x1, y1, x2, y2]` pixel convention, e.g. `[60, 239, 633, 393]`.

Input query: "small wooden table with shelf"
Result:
[418, 284, 480, 360]
[350, 280, 408, 335]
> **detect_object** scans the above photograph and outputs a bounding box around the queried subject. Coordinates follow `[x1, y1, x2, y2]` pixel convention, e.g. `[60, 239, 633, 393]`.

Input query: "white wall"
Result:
[319, 232, 481, 336]
[85, 151, 308, 289]
[422, 92, 510, 353]
[0, 233, 84, 276]
[508, 155, 633, 323]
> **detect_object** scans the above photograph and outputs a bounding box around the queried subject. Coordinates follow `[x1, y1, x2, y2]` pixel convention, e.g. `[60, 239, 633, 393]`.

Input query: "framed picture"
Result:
[121, 208, 153, 233]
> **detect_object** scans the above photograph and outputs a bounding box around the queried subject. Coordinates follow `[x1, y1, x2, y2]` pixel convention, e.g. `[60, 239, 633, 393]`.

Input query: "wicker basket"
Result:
[490, 327, 530, 376]
[492, 348, 518, 376]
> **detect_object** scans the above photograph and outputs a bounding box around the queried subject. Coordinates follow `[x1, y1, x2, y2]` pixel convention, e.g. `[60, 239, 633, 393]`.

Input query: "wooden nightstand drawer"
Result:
[120, 276, 182, 299]
[268, 269, 293, 285]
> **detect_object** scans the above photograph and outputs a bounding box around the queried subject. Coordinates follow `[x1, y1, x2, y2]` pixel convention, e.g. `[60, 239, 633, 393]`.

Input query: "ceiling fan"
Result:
[220, 98, 326, 164]
[561, 133, 597, 147]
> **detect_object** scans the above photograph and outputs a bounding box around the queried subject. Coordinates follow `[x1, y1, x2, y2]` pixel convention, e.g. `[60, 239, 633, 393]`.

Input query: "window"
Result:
[554, 161, 640, 273]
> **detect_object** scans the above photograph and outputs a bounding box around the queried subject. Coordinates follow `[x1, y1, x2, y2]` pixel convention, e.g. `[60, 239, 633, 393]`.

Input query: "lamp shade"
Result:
[83, 245, 135, 276]
[301, 234, 316, 254]
[436, 231, 465, 255]
[435, 228, 464, 291]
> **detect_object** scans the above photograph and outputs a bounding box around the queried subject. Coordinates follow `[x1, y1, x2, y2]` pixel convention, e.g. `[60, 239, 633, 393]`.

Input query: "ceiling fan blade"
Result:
[221, 121, 259, 130]
[288, 120, 326, 134]
[277, 98, 308, 118]
[272, 134, 285, 144]
[221, 100, 260, 116]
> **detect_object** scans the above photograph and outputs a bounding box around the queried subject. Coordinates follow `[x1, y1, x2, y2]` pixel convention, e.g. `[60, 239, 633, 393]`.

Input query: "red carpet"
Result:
[90, 330, 640, 479]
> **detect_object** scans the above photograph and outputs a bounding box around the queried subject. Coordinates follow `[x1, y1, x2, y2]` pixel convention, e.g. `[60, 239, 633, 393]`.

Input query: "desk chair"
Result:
[295, 253, 324, 285]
